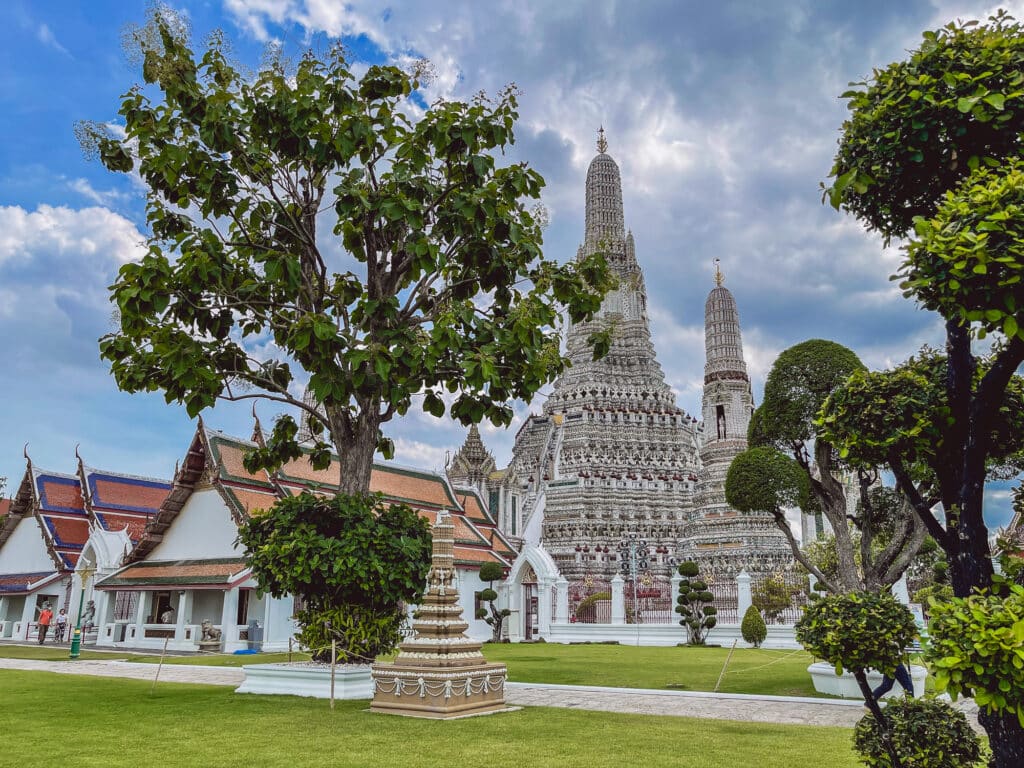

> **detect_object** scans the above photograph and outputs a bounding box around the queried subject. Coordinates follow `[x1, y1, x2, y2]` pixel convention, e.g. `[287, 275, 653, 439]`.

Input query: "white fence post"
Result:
[736, 570, 752, 619]
[670, 573, 682, 624]
[555, 577, 569, 624]
[610, 575, 625, 625]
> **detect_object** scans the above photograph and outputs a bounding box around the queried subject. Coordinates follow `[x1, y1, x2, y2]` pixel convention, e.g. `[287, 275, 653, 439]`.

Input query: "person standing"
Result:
[872, 662, 915, 700]
[54, 609, 69, 643]
[36, 604, 53, 645]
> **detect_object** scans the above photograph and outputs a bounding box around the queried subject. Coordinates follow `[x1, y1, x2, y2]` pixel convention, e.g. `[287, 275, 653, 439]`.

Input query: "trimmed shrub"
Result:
[675, 560, 717, 645]
[741, 605, 767, 648]
[926, 581, 1024, 720]
[853, 698, 984, 767]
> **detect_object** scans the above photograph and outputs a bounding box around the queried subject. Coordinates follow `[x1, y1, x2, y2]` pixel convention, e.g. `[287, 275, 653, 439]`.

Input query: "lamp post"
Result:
[617, 532, 649, 630]
[69, 563, 96, 660]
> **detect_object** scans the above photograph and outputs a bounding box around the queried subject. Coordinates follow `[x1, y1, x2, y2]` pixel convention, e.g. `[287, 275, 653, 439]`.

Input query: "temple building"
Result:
[448, 130, 793, 606]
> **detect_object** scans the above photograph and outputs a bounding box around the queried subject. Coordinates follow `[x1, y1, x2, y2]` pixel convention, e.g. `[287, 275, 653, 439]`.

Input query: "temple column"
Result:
[670, 573, 682, 617]
[611, 575, 625, 625]
[220, 587, 240, 651]
[133, 591, 149, 643]
[555, 577, 569, 624]
[175, 591, 193, 645]
[737, 570, 752, 619]
[537, 579, 553, 636]
[91, 589, 110, 643]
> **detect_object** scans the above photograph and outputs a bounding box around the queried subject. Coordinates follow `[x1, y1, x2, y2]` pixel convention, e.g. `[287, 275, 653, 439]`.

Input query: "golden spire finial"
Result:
[714, 258, 724, 287]
[597, 125, 608, 154]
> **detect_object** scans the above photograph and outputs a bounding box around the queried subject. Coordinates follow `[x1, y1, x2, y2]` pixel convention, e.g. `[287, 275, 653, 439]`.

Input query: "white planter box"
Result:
[236, 663, 373, 699]
[808, 662, 926, 699]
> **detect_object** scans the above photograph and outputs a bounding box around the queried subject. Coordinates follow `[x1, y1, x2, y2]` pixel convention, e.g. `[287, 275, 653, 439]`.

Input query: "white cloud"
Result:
[0, 204, 144, 268]
[37, 23, 70, 56]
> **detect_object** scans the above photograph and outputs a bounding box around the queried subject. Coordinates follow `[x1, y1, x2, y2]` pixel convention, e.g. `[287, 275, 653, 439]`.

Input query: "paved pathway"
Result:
[0, 657, 979, 730]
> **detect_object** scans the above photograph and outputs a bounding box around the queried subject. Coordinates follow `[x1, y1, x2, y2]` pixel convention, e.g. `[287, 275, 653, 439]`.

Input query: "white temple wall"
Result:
[190, 590, 224, 626]
[0, 516, 58, 573]
[147, 488, 240, 560]
[453, 568, 492, 641]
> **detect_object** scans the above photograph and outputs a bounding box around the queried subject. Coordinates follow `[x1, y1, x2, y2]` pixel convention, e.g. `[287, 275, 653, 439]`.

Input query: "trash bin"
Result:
[247, 620, 263, 651]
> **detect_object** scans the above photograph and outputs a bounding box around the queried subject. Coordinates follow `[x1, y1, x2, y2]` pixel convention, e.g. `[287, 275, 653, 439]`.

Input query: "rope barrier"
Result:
[722, 647, 809, 675]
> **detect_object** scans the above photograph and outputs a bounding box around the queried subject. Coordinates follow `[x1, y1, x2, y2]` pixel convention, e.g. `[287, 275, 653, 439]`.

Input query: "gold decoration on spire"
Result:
[714, 258, 724, 286]
[597, 125, 608, 154]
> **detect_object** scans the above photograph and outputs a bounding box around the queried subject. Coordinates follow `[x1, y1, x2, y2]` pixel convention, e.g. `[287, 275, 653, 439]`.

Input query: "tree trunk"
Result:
[815, 442, 862, 592]
[328, 404, 382, 496]
[979, 708, 1024, 768]
[855, 669, 902, 768]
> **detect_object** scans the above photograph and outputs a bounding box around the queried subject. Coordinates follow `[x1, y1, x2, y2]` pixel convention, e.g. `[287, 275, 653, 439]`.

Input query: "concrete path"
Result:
[0, 657, 979, 730]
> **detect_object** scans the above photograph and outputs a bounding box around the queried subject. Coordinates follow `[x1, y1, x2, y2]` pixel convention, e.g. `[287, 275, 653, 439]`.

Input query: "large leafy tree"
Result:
[822, 13, 1024, 764]
[83, 10, 611, 494]
[731, 339, 925, 593]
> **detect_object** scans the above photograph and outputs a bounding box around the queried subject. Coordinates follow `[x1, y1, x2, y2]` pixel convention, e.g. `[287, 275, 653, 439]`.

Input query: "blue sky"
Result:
[0, 0, 1019, 528]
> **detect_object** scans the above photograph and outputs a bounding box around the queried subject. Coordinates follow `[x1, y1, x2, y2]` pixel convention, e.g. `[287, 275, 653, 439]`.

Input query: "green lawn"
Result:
[480, 643, 823, 697]
[0, 642, 822, 696]
[1, 670, 860, 768]
[0, 644, 309, 667]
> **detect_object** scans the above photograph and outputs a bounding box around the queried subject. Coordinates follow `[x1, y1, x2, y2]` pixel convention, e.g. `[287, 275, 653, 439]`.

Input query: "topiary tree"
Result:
[795, 591, 917, 768]
[474, 561, 511, 643]
[82, 7, 613, 497]
[740, 339, 926, 594]
[820, 16, 1024, 761]
[236, 492, 431, 663]
[675, 561, 717, 645]
[853, 698, 984, 768]
[926, 581, 1024, 729]
[740, 604, 767, 648]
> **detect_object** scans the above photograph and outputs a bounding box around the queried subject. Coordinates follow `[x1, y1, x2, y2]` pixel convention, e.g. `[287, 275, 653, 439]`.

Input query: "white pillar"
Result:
[132, 591, 149, 642]
[555, 577, 569, 624]
[891, 574, 910, 605]
[611, 575, 625, 625]
[670, 573, 682, 620]
[0, 596, 8, 622]
[537, 580, 553, 636]
[175, 591, 193, 644]
[221, 588, 240, 651]
[737, 570, 752, 620]
[20, 597, 37, 639]
[91, 589, 110, 641]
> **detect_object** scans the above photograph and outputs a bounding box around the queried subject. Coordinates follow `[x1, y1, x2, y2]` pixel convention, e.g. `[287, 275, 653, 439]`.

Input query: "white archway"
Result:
[505, 545, 561, 641]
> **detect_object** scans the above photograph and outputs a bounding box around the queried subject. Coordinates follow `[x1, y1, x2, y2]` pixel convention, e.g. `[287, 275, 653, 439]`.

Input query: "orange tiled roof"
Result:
[222, 486, 278, 517]
[98, 558, 248, 588]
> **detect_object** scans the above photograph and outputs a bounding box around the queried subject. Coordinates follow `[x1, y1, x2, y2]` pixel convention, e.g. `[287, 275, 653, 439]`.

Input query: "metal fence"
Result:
[750, 572, 809, 625]
[567, 578, 613, 623]
[706, 578, 739, 623]
[624, 576, 674, 624]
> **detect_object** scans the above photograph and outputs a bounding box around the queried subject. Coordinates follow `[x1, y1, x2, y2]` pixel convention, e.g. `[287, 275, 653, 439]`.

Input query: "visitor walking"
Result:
[36, 604, 53, 645]
[54, 609, 69, 643]
[872, 662, 914, 700]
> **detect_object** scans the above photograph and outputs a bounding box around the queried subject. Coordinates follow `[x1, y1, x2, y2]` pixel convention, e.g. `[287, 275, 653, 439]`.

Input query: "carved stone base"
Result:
[369, 663, 509, 719]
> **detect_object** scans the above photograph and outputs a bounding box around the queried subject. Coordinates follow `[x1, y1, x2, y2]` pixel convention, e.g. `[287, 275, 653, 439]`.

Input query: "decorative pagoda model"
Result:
[370, 510, 509, 718]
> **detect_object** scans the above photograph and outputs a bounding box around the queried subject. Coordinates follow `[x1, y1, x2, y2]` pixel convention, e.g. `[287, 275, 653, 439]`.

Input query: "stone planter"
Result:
[808, 662, 927, 699]
[235, 663, 373, 699]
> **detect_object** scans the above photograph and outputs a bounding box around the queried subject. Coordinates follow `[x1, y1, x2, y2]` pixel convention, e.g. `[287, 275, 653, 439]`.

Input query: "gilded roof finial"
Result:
[714, 258, 724, 287]
[597, 125, 608, 154]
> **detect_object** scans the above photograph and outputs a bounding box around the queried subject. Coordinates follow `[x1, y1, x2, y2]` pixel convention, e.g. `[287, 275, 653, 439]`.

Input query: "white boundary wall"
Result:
[542, 622, 799, 649]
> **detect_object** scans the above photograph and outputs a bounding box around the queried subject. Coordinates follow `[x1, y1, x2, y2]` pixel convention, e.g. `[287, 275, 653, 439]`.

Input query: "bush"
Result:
[236, 491, 432, 663]
[741, 605, 767, 648]
[296, 604, 406, 664]
[676, 561, 717, 645]
[926, 581, 1024, 719]
[853, 698, 984, 767]
[795, 591, 916, 677]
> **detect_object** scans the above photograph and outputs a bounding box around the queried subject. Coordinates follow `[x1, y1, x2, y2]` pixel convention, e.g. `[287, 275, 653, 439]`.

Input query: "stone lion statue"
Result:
[200, 619, 222, 642]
